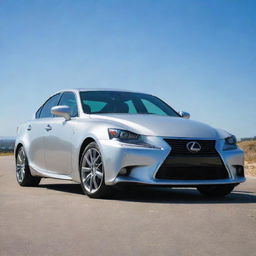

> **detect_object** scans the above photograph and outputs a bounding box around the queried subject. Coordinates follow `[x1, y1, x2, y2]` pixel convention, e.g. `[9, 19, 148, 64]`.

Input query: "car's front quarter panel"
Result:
[69, 117, 126, 182]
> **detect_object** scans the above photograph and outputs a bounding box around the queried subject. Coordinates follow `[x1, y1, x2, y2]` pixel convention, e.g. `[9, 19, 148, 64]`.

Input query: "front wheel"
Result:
[16, 146, 41, 186]
[80, 142, 110, 198]
[197, 184, 235, 197]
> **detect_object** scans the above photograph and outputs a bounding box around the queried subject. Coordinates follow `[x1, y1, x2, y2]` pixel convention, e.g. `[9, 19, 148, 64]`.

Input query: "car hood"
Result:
[90, 114, 230, 139]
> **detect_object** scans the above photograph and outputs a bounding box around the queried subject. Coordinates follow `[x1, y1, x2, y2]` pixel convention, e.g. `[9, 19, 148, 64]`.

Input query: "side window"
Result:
[58, 92, 78, 117]
[35, 106, 42, 119]
[39, 94, 61, 118]
[141, 99, 167, 115]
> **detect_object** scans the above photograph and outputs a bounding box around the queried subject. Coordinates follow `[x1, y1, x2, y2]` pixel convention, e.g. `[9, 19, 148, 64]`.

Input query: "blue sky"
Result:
[1, 0, 255, 138]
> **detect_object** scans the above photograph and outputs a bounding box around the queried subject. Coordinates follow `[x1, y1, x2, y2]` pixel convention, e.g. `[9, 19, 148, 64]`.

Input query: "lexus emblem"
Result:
[186, 141, 201, 152]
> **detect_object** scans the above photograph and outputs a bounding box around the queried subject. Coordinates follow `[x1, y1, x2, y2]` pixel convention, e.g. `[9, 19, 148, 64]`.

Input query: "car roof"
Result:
[55, 88, 150, 94]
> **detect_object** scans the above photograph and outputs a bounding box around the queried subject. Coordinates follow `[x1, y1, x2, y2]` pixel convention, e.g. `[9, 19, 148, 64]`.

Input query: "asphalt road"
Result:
[0, 156, 256, 256]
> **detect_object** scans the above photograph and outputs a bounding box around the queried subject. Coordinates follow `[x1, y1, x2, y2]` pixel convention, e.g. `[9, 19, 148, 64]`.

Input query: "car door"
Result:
[27, 94, 61, 172]
[44, 92, 78, 175]
[26, 116, 46, 172]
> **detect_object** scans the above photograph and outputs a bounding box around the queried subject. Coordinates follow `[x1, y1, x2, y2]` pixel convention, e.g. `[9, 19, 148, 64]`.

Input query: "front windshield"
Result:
[80, 91, 180, 117]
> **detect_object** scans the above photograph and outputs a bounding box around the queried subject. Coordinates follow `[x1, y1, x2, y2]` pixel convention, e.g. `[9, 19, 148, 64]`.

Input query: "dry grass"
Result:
[238, 140, 256, 163]
[238, 140, 256, 176]
[0, 152, 14, 156]
[245, 162, 256, 177]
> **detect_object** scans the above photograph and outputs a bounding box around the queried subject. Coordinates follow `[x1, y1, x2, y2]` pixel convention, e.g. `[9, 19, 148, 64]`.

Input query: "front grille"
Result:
[155, 155, 229, 180]
[164, 139, 217, 156]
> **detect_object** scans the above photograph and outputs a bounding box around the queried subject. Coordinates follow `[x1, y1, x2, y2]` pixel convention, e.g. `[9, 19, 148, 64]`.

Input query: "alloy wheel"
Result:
[16, 148, 26, 183]
[81, 147, 104, 194]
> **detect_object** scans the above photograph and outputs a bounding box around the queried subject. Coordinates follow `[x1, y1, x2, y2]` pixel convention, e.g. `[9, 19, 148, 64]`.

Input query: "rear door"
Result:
[26, 116, 46, 171]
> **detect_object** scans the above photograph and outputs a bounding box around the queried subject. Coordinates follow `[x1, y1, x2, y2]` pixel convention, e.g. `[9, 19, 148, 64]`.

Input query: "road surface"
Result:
[0, 156, 256, 256]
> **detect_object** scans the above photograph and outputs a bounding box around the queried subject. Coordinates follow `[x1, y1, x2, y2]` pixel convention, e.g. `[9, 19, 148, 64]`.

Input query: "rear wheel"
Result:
[16, 146, 41, 186]
[80, 142, 110, 198]
[197, 184, 235, 197]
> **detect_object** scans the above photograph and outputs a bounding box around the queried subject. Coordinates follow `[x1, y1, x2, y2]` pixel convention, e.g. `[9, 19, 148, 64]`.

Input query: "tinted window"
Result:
[80, 91, 179, 117]
[83, 100, 106, 113]
[39, 94, 61, 118]
[141, 99, 167, 115]
[58, 92, 78, 117]
[124, 100, 137, 113]
[35, 106, 42, 119]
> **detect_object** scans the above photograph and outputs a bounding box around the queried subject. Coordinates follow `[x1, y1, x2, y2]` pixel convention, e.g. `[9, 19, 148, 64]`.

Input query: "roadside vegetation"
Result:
[0, 152, 14, 156]
[238, 140, 256, 176]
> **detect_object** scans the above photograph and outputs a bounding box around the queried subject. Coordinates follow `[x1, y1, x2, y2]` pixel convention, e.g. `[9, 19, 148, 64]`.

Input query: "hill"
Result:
[0, 137, 15, 153]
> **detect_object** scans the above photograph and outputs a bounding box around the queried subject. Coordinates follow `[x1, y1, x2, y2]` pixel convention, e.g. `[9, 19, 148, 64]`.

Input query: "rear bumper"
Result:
[99, 137, 245, 186]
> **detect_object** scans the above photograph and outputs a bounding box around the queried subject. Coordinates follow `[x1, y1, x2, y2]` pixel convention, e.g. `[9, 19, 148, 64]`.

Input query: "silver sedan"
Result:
[15, 89, 245, 198]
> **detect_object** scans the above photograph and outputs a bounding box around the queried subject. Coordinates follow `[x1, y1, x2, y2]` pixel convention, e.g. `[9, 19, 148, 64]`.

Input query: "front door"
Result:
[44, 92, 78, 175]
[44, 118, 74, 174]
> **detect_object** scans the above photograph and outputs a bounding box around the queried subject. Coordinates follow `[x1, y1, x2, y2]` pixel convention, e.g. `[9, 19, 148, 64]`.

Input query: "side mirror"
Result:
[51, 105, 71, 121]
[179, 111, 190, 119]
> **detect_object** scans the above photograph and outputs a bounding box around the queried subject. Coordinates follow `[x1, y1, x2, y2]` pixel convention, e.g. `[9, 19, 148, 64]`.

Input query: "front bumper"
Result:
[99, 137, 245, 186]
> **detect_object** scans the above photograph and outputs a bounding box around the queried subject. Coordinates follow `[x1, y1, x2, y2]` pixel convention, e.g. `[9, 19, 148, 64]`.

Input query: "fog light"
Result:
[235, 166, 244, 177]
[119, 168, 127, 175]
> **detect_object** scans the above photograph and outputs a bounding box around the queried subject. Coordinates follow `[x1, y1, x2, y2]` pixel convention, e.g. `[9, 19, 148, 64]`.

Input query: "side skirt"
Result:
[29, 165, 73, 181]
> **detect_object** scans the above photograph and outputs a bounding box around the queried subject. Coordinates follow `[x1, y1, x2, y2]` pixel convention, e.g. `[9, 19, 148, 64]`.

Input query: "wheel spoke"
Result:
[20, 150, 25, 161]
[92, 148, 97, 160]
[96, 162, 102, 168]
[21, 169, 25, 179]
[93, 175, 98, 189]
[89, 175, 93, 192]
[93, 154, 100, 165]
[19, 169, 23, 180]
[82, 167, 91, 174]
[83, 172, 91, 184]
[89, 149, 94, 164]
[95, 170, 103, 179]
[84, 154, 92, 166]
[17, 154, 22, 163]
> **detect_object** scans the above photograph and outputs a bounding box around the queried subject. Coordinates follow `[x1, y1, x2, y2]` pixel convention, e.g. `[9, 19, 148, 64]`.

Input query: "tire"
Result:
[16, 146, 41, 186]
[80, 142, 110, 198]
[197, 184, 235, 197]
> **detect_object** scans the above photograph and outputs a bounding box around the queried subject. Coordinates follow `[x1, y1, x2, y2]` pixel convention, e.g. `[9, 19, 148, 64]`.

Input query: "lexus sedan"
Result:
[15, 89, 245, 198]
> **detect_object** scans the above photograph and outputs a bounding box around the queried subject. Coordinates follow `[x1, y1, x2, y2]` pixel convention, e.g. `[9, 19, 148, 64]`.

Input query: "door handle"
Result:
[27, 125, 32, 131]
[45, 124, 52, 132]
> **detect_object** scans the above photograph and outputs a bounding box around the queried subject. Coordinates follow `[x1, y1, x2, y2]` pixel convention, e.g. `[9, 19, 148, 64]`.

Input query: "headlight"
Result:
[223, 135, 237, 150]
[108, 128, 159, 149]
[108, 128, 140, 140]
